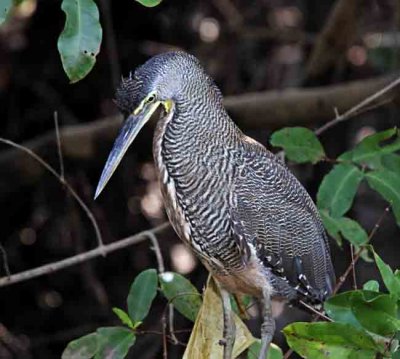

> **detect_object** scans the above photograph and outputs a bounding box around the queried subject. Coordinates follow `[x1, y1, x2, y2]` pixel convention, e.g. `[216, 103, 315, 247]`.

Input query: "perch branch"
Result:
[0, 222, 170, 287]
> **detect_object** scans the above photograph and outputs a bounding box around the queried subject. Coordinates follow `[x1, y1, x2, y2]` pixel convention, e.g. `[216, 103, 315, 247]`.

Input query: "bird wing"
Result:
[232, 138, 335, 302]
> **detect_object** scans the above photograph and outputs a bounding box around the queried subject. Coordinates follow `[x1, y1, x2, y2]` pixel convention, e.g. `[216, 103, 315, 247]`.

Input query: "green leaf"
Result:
[57, 0, 102, 83]
[112, 308, 134, 329]
[373, 250, 400, 298]
[127, 269, 158, 323]
[283, 322, 382, 358]
[95, 327, 135, 359]
[319, 209, 342, 245]
[159, 271, 202, 322]
[351, 291, 400, 337]
[0, 0, 12, 26]
[363, 280, 379, 292]
[324, 292, 362, 328]
[320, 210, 368, 250]
[135, 0, 162, 7]
[317, 164, 364, 217]
[338, 217, 368, 247]
[366, 169, 400, 225]
[247, 340, 282, 359]
[340, 128, 400, 168]
[62, 333, 98, 359]
[382, 154, 400, 172]
[270, 127, 325, 164]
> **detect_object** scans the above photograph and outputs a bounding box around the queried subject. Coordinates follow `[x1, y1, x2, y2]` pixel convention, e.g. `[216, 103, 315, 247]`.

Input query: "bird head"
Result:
[94, 51, 207, 199]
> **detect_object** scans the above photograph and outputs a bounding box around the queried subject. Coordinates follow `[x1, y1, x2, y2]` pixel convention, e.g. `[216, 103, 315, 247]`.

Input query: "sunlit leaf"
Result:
[183, 276, 254, 359]
[159, 271, 202, 322]
[317, 164, 364, 217]
[135, 0, 162, 7]
[340, 128, 400, 168]
[283, 322, 383, 359]
[270, 127, 325, 164]
[95, 327, 135, 359]
[0, 0, 12, 26]
[127, 269, 158, 323]
[112, 308, 134, 329]
[373, 250, 400, 298]
[366, 169, 400, 225]
[58, 0, 102, 83]
[62, 333, 98, 359]
[363, 280, 379, 292]
[247, 340, 283, 359]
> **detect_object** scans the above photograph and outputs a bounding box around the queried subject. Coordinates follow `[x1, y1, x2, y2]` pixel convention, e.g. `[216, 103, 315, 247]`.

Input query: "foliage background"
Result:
[0, 0, 400, 358]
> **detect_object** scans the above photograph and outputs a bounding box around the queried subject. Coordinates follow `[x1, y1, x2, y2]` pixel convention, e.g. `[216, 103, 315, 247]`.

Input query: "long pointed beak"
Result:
[94, 101, 160, 199]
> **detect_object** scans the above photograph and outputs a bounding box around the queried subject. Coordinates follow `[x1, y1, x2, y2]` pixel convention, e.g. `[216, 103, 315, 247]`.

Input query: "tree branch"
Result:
[305, 0, 360, 81]
[0, 222, 170, 287]
[0, 75, 397, 199]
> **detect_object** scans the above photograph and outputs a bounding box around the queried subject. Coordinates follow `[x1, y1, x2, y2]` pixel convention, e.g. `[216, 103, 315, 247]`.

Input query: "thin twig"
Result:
[333, 206, 390, 295]
[350, 244, 357, 290]
[0, 222, 170, 287]
[298, 300, 333, 322]
[315, 76, 400, 136]
[0, 243, 10, 277]
[144, 230, 165, 274]
[143, 230, 178, 346]
[284, 206, 390, 359]
[54, 111, 65, 180]
[0, 137, 105, 254]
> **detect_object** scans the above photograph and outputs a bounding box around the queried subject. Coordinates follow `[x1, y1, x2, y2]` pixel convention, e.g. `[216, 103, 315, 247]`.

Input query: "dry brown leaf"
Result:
[183, 276, 255, 359]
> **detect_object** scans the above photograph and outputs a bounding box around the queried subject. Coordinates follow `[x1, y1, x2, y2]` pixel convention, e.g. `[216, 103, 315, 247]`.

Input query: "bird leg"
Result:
[258, 288, 275, 359]
[216, 281, 236, 359]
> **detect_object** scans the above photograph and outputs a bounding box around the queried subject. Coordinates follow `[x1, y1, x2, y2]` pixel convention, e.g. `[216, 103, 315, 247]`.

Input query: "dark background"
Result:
[0, 0, 399, 358]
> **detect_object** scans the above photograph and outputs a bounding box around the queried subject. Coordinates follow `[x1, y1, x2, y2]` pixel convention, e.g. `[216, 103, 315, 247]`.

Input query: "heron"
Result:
[95, 51, 335, 359]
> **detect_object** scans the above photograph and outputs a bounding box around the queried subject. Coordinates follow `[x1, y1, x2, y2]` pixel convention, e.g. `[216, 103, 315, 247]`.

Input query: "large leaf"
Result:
[351, 291, 400, 337]
[127, 269, 158, 323]
[373, 250, 400, 298]
[324, 292, 362, 329]
[183, 276, 254, 359]
[382, 154, 400, 172]
[283, 322, 383, 359]
[0, 0, 12, 26]
[58, 0, 102, 83]
[317, 164, 364, 217]
[325, 290, 400, 337]
[247, 340, 283, 359]
[62, 332, 98, 359]
[366, 169, 400, 225]
[95, 327, 135, 359]
[340, 128, 400, 168]
[270, 127, 325, 164]
[159, 271, 202, 322]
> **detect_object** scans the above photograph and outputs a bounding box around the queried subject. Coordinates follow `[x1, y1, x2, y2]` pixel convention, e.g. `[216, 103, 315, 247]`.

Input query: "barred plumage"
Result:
[96, 51, 335, 359]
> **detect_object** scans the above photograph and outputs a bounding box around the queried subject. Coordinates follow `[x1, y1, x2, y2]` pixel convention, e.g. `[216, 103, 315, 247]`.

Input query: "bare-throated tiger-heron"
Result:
[95, 52, 335, 359]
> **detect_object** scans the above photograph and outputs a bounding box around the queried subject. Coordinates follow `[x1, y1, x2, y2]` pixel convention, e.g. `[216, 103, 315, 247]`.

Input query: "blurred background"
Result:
[0, 0, 399, 357]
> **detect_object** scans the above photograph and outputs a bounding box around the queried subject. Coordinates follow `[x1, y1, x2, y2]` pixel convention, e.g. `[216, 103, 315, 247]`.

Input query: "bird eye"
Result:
[147, 94, 156, 103]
